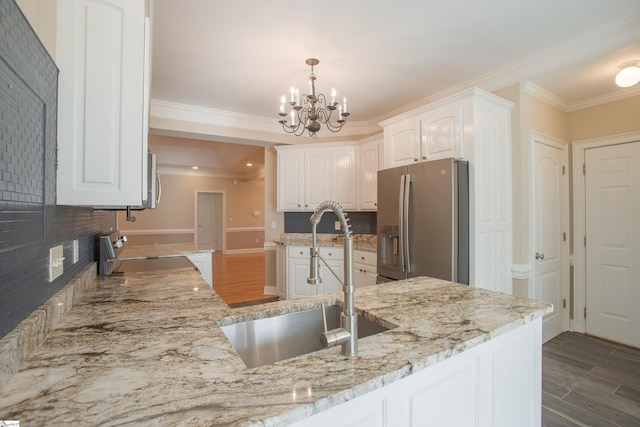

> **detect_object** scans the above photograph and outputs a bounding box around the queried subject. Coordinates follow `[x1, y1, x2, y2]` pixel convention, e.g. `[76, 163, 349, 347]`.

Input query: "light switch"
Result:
[335, 221, 341, 231]
[72, 240, 79, 264]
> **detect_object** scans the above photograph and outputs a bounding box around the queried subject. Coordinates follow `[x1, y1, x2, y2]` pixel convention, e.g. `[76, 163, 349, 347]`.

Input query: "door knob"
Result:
[535, 252, 545, 260]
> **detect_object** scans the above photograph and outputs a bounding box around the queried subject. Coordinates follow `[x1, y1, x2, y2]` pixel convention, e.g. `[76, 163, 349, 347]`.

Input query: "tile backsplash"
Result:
[0, 0, 116, 338]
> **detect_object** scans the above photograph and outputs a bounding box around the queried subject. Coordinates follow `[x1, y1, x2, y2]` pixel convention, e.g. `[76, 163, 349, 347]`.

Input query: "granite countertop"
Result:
[0, 267, 551, 426]
[119, 243, 214, 260]
[275, 233, 377, 252]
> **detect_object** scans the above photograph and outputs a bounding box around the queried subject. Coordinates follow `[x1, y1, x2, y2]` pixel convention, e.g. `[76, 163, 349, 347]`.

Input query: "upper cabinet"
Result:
[276, 141, 375, 212]
[358, 135, 382, 210]
[381, 88, 514, 294]
[381, 93, 465, 168]
[56, 0, 150, 207]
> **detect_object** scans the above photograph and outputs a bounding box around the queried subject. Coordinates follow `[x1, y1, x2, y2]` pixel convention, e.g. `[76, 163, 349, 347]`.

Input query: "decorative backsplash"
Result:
[0, 0, 116, 338]
[284, 211, 377, 235]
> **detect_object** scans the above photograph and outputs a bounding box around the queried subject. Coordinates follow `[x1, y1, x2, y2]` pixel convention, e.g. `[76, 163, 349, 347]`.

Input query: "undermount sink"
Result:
[219, 305, 393, 368]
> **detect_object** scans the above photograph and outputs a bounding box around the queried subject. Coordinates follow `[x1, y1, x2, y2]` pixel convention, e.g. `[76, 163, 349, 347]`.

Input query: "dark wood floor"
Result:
[211, 255, 640, 425]
[543, 332, 640, 426]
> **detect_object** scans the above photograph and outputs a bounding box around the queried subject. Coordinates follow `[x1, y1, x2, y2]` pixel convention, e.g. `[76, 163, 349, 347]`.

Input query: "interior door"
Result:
[532, 136, 569, 343]
[585, 141, 640, 348]
[197, 192, 223, 251]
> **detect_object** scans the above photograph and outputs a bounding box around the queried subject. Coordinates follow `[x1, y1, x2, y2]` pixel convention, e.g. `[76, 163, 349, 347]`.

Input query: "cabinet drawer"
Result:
[317, 246, 343, 260]
[287, 246, 310, 259]
[354, 250, 376, 266]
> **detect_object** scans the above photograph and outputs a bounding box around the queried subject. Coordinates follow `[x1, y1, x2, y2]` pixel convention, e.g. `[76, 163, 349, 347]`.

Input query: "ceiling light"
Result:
[192, 166, 199, 170]
[278, 58, 350, 138]
[246, 163, 253, 167]
[615, 61, 640, 88]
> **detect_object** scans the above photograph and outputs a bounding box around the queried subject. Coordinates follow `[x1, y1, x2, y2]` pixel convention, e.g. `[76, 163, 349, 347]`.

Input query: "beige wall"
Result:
[16, 0, 57, 59]
[117, 174, 265, 250]
[568, 95, 640, 141]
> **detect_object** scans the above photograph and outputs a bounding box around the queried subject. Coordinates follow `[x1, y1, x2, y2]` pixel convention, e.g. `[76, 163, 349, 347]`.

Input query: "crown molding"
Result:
[521, 82, 569, 111]
[150, 99, 376, 141]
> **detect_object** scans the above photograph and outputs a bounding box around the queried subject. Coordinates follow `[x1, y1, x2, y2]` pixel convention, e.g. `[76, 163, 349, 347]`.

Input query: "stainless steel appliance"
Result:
[377, 158, 469, 284]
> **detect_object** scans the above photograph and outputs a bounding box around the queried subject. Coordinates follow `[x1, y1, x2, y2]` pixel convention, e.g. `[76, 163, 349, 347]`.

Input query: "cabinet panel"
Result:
[421, 102, 463, 161]
[276, 244, 286, 299]
[185, 252, 212, 287]
[56, 0, 147, 206]
[384, 119, 421, 168]
[358, 138, 381, 210]
[278, 151, 305, 210]
[305, 150, 330, 210]
[331, 147, 358, 210]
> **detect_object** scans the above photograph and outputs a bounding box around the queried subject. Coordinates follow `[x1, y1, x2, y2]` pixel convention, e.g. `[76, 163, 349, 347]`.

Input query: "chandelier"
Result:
[278, 58, 349, 138]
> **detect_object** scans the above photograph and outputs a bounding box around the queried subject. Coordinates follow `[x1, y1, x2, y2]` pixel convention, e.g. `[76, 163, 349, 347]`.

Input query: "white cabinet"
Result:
[382, 116, 421, 168]
[277, 149, 330, 211]
[380, 88, 513, 294]
[353, 250, 377, 287]
[56, 0, 150, 207]
[358, 136, 382, 210]
[276, 244, 286, 299]
[185, 252, 213, 287]
[280, 245, 344, 299]
[291, 318, 542, 427]
[331, 146, 358, 210]
[276, 139, 381, 212]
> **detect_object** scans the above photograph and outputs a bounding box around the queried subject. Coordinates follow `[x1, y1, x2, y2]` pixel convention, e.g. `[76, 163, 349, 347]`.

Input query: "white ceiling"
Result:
[148, 0, 640, 177]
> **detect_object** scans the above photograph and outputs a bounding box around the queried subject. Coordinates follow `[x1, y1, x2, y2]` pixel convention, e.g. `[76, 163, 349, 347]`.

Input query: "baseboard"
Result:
[224, 248, 265, 255]
[263, 285, 277, 295]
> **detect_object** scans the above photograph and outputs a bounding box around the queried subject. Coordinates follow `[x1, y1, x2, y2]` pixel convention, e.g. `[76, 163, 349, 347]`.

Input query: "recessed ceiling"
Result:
[148, 0, 640, 174]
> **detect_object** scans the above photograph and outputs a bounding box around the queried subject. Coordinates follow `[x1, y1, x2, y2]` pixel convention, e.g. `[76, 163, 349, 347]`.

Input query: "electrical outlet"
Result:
[72, 240, 79, 264]
[335, 221, 341, 231]
[271, 220, 277, 229]
[49, 245, 64, 282]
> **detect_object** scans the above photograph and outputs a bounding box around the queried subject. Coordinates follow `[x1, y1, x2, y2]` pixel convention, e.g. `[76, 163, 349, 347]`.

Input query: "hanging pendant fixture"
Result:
[278, 58, 350, 138]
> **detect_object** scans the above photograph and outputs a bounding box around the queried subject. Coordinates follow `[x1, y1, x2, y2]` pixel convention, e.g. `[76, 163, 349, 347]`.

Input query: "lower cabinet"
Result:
[185, 252, 213, 287]
[353, 249, 377, 287]
[291, 318, 542, 427]
[286, 246, 344, 299]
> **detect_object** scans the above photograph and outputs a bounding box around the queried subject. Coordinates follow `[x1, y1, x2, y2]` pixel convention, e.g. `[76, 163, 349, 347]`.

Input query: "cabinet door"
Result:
[358, 139, 381, 210]
[318, 247, 344, 294]
[57, 0, 148, 206]
[305, 150, 331, 210]
[420, 102, 463, 161]
[383, 118, 420, 168]
[331, 147, 358, 210]
[277, 150, 305, 211]
[287, 246, 316, 299]
[276, 244, 286, 299]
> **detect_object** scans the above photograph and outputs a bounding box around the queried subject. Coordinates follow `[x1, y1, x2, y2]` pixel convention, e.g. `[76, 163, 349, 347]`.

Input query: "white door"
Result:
[197, 192, 223, 251]
[532, 135, 569, 343]
[584, 141, 640, 348]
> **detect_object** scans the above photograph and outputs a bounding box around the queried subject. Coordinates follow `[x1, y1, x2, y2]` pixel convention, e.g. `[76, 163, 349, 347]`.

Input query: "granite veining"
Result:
[275, 233, 377, 252]
[0, 263, 550, 426]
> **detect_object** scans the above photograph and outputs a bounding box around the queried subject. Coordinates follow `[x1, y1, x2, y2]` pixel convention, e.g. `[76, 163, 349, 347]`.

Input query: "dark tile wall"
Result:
[0, 0, 116, 338]
[284, 211, 376, 235]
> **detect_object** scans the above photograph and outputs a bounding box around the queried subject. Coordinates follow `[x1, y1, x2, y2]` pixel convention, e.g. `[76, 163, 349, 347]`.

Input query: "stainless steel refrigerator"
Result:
[377, 157, 469, 284]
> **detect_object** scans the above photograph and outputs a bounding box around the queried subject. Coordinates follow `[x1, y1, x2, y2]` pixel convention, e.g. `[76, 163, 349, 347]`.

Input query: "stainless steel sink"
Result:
[219, 305, 392, 368]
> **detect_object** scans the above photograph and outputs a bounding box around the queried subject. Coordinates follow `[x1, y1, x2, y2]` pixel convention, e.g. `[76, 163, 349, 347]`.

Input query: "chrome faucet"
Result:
[307, 200, 357, 358]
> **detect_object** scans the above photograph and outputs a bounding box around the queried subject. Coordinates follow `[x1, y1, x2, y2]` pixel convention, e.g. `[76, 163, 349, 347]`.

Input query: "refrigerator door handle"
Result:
[403, 173, 411, 273]
[399, 175, 406, 272]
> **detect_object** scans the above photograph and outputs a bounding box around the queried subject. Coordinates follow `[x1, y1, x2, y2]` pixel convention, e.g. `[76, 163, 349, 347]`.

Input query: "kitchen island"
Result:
[0, 262, 550, 426]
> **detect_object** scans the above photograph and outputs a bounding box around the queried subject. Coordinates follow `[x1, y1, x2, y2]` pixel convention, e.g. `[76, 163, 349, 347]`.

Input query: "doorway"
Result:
[572, 132, 640, 348]
[530, 132, 570, 343]
[196, 191, 224, 252]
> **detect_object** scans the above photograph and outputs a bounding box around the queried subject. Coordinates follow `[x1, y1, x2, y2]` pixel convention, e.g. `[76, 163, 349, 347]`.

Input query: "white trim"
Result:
[571, 131, 640, 334]
[226, 227, 265, 233]
[511, 263, 531, 280]
[263, 285, 278, 295]
[521, 82, 568, 112]
[123, 228, 194, 235]
[225, 248, 264, 255]
[150, 99, 375, 138]
[264, 241, 277, 251]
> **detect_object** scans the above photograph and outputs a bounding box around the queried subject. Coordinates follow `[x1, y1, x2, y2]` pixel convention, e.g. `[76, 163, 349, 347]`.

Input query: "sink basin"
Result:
[220, 305, 392, 368]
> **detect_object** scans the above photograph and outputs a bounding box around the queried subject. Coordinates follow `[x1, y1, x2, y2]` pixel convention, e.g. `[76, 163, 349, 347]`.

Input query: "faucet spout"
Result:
[308, 200, 357, 358]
